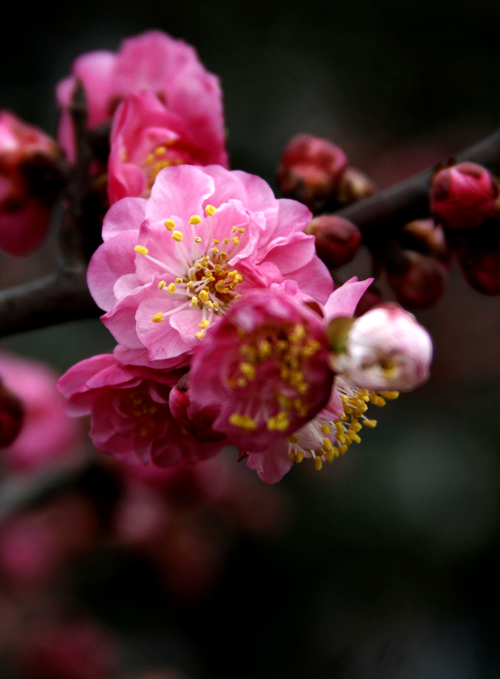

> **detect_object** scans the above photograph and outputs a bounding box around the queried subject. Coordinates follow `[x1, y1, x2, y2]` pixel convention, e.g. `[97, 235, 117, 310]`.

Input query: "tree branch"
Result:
[335, 127, 500, 233]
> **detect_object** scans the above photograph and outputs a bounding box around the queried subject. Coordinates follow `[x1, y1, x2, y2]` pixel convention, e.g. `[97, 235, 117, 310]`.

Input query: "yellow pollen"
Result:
[134, 245, 148, 255]
[199, 290, 209, 303]
[363, 419, 377, 428]
[199, 319, 210, 330]
[240, 362, 256, 380]
[155, 146, 167, 155]
[189, 215, 202, 225]
[158, 281, 166, 289]
[380, 391, 399, 400]
[205, 205, 217, 216]
[296, 451, 305, 463]
[172, 230, 183, 242]
[267, 411, 290, 431]
[194, 236, 202, 243]
[213, 239, 219, 245]
[195, 331, 205, 340]
[233, 236, 240, 245]
[238, 227, 246, 233]
[229, 413, 257, 431]
[223, 238, 230, 244]
[167, 283, 176, 294]
[314, 457, 323, 471]
[191, 296, 198, 306]
[175, 277, 183, 284]
[323, 437, 333, 451]
[151, 312, 164, 323]
[321, 424, 330, 435]
[288, 434, 298, 444]
[164, 219, 175, 231]
[232, 226, 238, 233]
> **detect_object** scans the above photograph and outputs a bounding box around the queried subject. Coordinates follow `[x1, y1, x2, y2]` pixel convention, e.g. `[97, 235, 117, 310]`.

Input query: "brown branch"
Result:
[335, 127, 500, 233]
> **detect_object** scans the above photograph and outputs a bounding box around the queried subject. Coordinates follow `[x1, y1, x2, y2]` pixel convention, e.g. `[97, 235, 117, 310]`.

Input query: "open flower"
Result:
[57, 354, 225, 467]
[243, 277, 373, 483]
[188, 291, 333, 452]
[57, 30, 227, 167]
[332, 303, 433, 392]
[108, 91, 228, 203]
[88, 165, 332, 368]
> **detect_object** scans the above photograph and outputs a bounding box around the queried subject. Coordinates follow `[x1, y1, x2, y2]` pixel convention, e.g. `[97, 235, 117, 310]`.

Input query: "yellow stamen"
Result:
[189, 215, 202, 225]
[172, 230, 183, 242]
[194, 236, 202, 243]
[314, 457, 323, 471]
[199, 319, 209, 330]
[134, 245, 148, 255]
[167, 283, 176, 294]
[240, 362, 256, 380]
[199, 290, 209, 303]
[151, 312, 164, 323]
[321, 424, 330, 435]
[195, 331, 205, 340]
[164, 219, 175, 231]
[229, 413, 257, 431]
[205, 205, 217, 216]
[158, 281, 166, 289]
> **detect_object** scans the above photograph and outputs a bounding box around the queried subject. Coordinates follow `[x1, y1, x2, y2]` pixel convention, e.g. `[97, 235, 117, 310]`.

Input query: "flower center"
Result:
[143, 142, 185, 191]
[121, 386, 164, 438]
[227, 323, 323, 434]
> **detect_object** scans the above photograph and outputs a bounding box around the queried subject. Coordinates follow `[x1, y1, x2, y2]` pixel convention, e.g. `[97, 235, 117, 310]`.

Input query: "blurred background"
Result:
[1, 0, 500, 677]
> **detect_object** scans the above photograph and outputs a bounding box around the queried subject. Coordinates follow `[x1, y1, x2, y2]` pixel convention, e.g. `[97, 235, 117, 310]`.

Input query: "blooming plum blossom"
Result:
[57, 30, 227, 167]
[430, 162, 498, 230]
[188, 291, 334, 452]
[87, 165, 332, 368]
[58, 354, 226, 467]
[0, 353, 81, 471]
[243, 277, 375, 483]
[0, 112, 61, 256]
[108, 91, 228, 203]
[332, 303, 433, 392]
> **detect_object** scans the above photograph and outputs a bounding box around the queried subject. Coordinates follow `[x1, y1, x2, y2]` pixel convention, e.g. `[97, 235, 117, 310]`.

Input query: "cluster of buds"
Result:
[430, 161, 500, 295]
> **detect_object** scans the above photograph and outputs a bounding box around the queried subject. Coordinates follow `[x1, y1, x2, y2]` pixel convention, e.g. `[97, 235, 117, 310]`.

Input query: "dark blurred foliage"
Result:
[1, 0, 500, 677]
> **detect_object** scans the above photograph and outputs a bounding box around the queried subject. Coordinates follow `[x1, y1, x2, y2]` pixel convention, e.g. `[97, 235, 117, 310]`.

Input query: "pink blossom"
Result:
[0, 353, 81, 471]
[88, 165, 332, 368]
[333, 303, 433, 392]
[430, 162, 498, 230]
[0, 112, 60, 256]
[58, 354, 225, 467]
[57, 31, 227, 167]
[243, 277, 372, 483]
[108, 91, 228, 203]
[188, 291, 333, 452]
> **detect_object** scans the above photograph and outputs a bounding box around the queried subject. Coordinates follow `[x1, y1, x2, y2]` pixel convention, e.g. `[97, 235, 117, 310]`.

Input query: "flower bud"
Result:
[430, 162, 498, 231]
[277, 134, 347, 210]
[0, 380, 25, 447]
[332, 303, 433, 392]
[0, 111, 63, 256]
[455, 221, 500, 295]
[337, 167, 376, 205]
[168, 373, 226, 444]
[306, 215, 361, 268]
[385, 249, 447, 309]
[354, 286, 384, 317]
[401, 219, 452, 266]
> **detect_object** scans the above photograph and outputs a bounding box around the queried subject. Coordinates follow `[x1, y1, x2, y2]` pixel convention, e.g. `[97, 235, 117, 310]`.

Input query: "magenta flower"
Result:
[333, 303, 433, 392]
[57, 354, 225, 467]
[108, 91, 228, 203]
[0, 112, 61, 256]
[188, 291, 333, 452]
[88, 165, 332, 368]
[0, 352, 81, 471]
[242, 277, 373, 483]
[57, 30, 227, 166]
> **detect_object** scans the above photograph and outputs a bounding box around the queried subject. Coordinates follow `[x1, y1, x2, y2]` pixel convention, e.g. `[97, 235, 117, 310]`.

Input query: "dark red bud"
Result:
[0, 380, 25, 447]
[386, 249, 447, 309]
[456, 221, 500, 295]
[337, 167, 376, 206]
[354, 286, 384, 317]
[401, 219, 452, 267]
[306, 215, 361, 268]
[430, 162, 498, 230]
[277, 134, 348, 210]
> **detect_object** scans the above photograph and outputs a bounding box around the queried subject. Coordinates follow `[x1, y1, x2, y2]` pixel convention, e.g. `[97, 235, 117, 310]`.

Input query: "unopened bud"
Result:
[455, 221, 500, 295]
[385, 249, 447, 309]
[168, 374, 190, 425]
[306, 215, 361, 268]
[277, 134, 347, 210]
[337, 167, 376, 206]
[401, 219, 452, 266]
[0, 380, 25, 447]
[332, 303, 433, 392]
[0, 111, 63, 256]
[354, 286, 384, 317]
[430, 162, 498, 231]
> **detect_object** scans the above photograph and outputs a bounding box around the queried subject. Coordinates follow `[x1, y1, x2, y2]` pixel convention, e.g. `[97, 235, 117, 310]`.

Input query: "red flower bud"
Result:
[337, 167, 376, 205]
[401, 219, 452, 266]
[306, 215, 361, 268]
[430, 162, 498, 231]
[0, 111, 63, 256]
[0, 380, 24, 447]
[277, 134, 347, 210]
[386, 249, 447, 309]
[455, 221, 500, 295]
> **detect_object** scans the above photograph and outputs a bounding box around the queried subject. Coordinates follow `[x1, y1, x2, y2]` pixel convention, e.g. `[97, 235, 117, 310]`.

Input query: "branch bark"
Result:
[335, 127, 500, 233]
